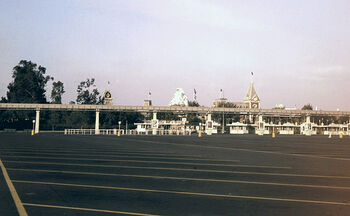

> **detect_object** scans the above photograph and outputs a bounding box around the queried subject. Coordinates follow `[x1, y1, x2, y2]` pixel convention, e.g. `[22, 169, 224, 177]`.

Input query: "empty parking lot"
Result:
[1, 133, 350, 215]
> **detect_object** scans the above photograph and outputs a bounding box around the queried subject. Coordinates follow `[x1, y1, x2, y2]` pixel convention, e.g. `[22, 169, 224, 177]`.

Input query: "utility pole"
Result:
[126, 120, 128, 135]
[222, 103, 225, 134]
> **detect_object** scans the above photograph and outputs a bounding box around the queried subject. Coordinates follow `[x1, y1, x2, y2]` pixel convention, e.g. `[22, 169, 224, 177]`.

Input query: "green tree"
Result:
[47, 81, 65, 130]
[1, 60, 53, 130]
[188, 100, 200, 107]
[67, 78, 103, 129]
[51, 81, 65, 104]
[101, 112, 143, 129]
[157, 112, 181, 121]
[302, 103, 313, 110]
[187, 100, 202, 125]
[213, 102, 239, 132]
[76, 78, 102, 104]
[7, 60, 53, 103]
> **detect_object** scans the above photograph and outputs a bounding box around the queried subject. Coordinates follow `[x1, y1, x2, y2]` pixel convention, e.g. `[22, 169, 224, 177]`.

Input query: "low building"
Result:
[227, 122, 249, 134]
[134, 119, 190, 135]
[317, 123, 349, 135]
[204, 113, 220, 135]
[205, 120, 220, 135]
[300, 122, 318, 135]
[279, 122, 298, 135]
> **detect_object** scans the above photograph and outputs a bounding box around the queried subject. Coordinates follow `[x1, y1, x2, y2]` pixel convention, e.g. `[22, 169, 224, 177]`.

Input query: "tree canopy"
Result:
[188, 100, 200, 107]
[51, 81, 65, 104]
[76, 78, 102, 104]
[186, 100, 202, 125]
[6, 60, 53, 103]
[301, 103, 313, 110]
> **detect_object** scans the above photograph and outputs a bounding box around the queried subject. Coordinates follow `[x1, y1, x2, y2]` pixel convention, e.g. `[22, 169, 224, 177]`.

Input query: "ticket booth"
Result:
[228, 122, 249, 134]
[279, 122, 296, 135]
[255, 115, 269, 135]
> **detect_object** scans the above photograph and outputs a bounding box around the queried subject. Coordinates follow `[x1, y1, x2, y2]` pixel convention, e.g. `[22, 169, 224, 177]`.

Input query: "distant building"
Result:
[212, 98, 228, 107]
[144, 100, 152, 106]
[103, 90, 113, 105]
[274, 104, 298, 110]
[213, 81, 260, 109]
[275, 104, 285, 109]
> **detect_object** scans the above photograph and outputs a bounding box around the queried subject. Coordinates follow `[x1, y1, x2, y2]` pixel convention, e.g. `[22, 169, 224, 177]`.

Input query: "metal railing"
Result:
[64, 128, 192, 136]
[135, 129, 192, 135]
[64, 129, 124, 135]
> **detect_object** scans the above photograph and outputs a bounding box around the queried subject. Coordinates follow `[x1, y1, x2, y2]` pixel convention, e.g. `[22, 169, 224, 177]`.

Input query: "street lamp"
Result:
[222, 103, 225, 134]
[32, 120, 35, 131]
[118, 121, 121, 131]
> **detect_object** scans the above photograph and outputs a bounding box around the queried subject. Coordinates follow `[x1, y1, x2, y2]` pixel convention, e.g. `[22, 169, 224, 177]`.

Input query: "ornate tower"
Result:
[103, 90, 113, 105]
[244, 82, 260, 109]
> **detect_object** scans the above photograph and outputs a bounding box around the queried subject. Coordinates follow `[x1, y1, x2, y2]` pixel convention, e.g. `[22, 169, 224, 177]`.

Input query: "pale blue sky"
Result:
[1, 0, 349, 110]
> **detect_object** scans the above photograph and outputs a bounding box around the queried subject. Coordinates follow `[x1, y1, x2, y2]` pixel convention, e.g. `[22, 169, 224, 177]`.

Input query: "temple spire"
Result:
[244, 82, 260, 102]
[244, 74, 260, 109]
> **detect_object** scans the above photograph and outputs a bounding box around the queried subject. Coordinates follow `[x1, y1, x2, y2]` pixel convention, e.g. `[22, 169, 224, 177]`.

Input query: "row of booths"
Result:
[134, 116, 350, 136]
[227, 122, 350, 136]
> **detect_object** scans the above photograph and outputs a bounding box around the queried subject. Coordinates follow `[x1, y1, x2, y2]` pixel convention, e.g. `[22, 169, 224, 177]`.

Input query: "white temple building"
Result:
[213, 81, 260, 109]
[169, 88, 189, 106]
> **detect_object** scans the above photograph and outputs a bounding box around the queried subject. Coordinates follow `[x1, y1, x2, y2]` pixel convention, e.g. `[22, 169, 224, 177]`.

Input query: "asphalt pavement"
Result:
[1, 133, 350, 215]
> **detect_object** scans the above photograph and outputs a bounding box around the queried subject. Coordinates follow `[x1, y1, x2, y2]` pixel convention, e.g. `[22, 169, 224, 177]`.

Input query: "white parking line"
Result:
[0, 148, 198, 157]
[14, 180, 350, 207]
[4, 160, 350, 179]
[8, 167, 350, 190]
[3, 155, 286, 169]
[2, 151, 240, 163]
[119, 138, 350, 161]
[23, 203, 159, 216]
[0, 159, 28, 216]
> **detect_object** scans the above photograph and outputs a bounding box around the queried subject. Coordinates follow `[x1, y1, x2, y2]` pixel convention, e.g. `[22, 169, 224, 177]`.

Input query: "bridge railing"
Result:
[2, 102, 350, 116]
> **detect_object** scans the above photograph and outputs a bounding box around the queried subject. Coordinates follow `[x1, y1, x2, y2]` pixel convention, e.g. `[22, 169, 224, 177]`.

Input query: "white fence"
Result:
[64, 129, 125, 135]
[136, 129, 192, 136]
[64, 128, 192, 136]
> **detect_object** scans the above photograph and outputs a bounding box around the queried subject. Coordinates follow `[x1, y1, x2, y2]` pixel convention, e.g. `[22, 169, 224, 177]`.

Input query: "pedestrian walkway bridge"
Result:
[1, 103, 349, 117]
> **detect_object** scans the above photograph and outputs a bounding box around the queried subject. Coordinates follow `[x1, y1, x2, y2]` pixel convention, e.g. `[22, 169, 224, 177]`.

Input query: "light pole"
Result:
[118, 121, 122, 136]
[222, 103, 225, 134]
[126, 120, 128, 135]
[32, 120, 35, 131]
